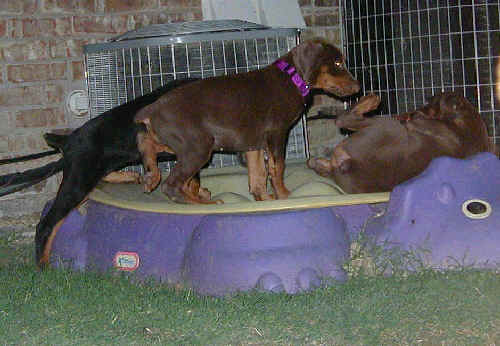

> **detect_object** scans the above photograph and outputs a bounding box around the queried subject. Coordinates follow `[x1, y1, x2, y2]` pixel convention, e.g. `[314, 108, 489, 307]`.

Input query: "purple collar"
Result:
[273, 59, 310, 97]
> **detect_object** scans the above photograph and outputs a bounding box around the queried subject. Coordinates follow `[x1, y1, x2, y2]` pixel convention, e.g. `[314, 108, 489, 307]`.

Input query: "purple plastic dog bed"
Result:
[48, 153, 499, 295]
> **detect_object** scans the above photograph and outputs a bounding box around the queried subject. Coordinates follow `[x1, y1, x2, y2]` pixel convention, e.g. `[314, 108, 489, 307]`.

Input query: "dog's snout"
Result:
[342, 79, 360, 95]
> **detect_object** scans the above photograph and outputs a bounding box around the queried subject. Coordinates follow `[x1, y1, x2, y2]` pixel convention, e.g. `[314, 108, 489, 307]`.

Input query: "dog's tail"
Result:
[0, 159, 63, 197]
[44, 133, 68, 150]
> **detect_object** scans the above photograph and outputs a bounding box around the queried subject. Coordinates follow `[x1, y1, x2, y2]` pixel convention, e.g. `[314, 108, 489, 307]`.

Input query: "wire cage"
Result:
[340, 0, 499, 152]
[83, 20, 307, 173]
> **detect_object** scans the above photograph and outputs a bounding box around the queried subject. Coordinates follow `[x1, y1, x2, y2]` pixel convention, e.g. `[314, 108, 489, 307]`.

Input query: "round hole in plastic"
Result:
[462, 199, 492, 220]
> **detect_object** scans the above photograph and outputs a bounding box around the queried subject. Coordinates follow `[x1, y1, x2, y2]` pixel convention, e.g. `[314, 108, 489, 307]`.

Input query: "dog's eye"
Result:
[334, 57, 343, 67]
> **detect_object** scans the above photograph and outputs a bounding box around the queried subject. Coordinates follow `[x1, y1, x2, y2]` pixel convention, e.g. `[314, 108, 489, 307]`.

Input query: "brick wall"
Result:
[0, 0, 342, 217]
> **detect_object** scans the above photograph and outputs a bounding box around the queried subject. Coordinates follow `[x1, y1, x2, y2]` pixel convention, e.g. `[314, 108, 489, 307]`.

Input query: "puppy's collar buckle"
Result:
[274, 59, 310, 97]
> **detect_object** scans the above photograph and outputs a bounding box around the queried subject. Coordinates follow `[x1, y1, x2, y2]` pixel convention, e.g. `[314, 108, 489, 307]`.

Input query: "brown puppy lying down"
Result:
[307, 92, 495, 194]
[134, 39, 360, 204]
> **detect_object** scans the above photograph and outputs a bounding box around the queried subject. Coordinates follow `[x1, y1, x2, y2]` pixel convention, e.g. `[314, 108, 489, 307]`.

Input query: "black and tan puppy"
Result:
[134, 39, 360, 204]
[307, 92, 495, 194]
[31, 79, 200, 267]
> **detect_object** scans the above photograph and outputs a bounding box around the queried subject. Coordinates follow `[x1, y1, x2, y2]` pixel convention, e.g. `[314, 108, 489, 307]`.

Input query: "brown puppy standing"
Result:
[307, 92, 495, 194]
[135, 39, 360, 204]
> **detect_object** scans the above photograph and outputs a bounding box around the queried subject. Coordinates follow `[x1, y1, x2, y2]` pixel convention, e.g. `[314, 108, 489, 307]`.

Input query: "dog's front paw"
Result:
[353, 94, 381, 114]
[142, 172, 161, 193]
[198, 187, 212, 201]
[251, 191, 275, 201]
[307, 157, 332, 177]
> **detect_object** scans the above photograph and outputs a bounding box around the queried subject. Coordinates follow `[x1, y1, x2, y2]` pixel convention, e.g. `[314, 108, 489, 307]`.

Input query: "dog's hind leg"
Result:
[245, 150, 274, 201]
[137, 131, 163, 193]
[102, 171, 141, 184]
[187, 173, 212, 202]
[266, 134, 290, 200]
[307, 144, 352, 177]
[162, 142, 220, 204]
[137, 126, 213, 200]
[35, 163, 102, 267]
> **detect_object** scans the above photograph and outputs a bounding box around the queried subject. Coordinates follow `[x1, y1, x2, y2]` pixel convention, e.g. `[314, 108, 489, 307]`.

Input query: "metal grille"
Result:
[84, 20, 306, 172]
[341, 0, 499, 149]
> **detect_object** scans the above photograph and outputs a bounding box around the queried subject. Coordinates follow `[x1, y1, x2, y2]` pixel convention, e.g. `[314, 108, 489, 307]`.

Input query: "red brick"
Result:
[0, 40, 50, 62]
[301, 27, 341, 44]
[0, 20, 6, 38]
[26, 131, 52, 151]
[126, 13, 163, 31]
[314, 13, 339, 26]
[0, 86, 44, 107]
[74, 16, 113, 34]
[16, 109, 49, 128]
[303, 15, 314, 27]
[323, 28, 341, 45]
[44, 83, 65, 104]
[8, 19, 23, 39]
[160, 0, 201, 8]
[0, 84, 65, 107]
[0, 1, 23, 15]
[0, 0, 37, 15]
[0, 136, 8, 153]
[192, 10, 202, 21]
[50, 39, 86, 59]
[103, 0, 158, 13]
[8, 62, 67, 83]
[73, 15, 133, 34]
[72, 61, 85, 80]
[48, 108, 66, 126]
[315, 0, 339, 7]
[157, 11, 201, 24]
[21, 17, 73, 38]
[41, 0, 95, 14]
[7, 135, 26, 152]
[0, 111, 12, 133]
[7, 132, 51, 153]
[117, 15, 140, 33]
[21, 19, 45, 38]
[15, 108, 65, 128]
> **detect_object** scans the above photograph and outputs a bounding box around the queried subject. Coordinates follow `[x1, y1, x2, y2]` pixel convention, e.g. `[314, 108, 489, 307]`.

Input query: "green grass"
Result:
[1, 234, 500, 345]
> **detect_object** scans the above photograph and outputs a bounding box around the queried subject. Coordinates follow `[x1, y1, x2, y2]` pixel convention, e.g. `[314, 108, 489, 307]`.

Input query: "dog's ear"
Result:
[291, 40, 325, 83]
